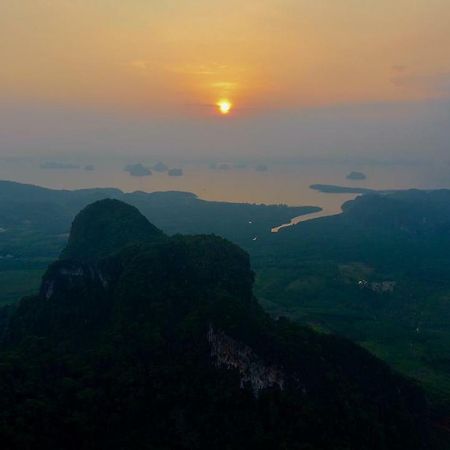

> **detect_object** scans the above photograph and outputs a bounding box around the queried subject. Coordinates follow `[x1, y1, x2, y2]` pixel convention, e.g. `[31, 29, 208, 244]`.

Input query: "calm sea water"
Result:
[1, 158, 449, 220]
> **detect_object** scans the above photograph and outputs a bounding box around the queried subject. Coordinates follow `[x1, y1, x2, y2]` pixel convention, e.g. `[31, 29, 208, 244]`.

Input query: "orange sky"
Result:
[2, 0, 450, 117]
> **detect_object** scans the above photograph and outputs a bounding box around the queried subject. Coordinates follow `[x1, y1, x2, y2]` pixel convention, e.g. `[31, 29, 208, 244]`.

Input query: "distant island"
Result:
[255, 163, 269, 172]
[346, 171, 367, 180]
[40, 161, 80, 170]
[152, 161, 168, 172]
[124, 163, 152, 177]
[310, 184, 375, 194]
[168, 168, 183, 176]
[84, 164, 95, 171]
[210, 162, 233, 170]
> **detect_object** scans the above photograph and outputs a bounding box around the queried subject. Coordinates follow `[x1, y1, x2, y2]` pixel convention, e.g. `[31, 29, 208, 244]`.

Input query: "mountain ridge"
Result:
[0, 199, 432, 449]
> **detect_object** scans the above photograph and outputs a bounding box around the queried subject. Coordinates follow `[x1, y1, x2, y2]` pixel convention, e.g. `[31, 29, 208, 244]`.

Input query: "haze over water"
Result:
[2, 158, 449, 219]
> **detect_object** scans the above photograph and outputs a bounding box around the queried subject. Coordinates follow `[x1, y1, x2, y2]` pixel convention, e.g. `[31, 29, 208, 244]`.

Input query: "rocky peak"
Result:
[60, 199, 164, 262]
[208, 326, 286, 396]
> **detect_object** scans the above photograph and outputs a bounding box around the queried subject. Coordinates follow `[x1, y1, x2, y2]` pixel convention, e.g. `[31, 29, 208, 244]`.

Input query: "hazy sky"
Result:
[1, 0, 449, 160]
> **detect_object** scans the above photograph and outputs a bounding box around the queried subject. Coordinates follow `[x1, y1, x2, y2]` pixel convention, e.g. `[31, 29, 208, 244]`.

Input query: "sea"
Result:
[1, 157, 449, 223]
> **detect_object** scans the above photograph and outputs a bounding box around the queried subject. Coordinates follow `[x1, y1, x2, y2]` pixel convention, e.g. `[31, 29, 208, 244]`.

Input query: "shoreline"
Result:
[271, 193, 359, 233]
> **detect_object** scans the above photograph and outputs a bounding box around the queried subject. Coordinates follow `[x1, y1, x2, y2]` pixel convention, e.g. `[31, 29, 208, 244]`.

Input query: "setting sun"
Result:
[217, 99, 233, 115]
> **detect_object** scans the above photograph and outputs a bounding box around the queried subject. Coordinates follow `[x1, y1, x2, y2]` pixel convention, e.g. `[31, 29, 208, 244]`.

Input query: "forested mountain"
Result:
[253, 190, 450, 407]
[0, 180, 315, 304]
[0, 199, 431, 449]
[3, 181, 450, 438]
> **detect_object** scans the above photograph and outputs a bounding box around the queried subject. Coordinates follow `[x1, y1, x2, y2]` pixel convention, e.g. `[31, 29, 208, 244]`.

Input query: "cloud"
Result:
[391, 65, 407, 73]
[170, 63, 230, 76]
[392, 71, 450, 96]
[210, 81, 238, 89]
[129, 60, 151, 71]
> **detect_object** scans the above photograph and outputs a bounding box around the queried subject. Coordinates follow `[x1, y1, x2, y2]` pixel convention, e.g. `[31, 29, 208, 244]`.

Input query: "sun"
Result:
[217, 99, 232, 115]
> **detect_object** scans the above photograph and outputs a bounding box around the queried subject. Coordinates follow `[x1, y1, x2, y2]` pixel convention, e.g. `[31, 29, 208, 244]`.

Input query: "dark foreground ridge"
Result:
[0, 199, 432, 449]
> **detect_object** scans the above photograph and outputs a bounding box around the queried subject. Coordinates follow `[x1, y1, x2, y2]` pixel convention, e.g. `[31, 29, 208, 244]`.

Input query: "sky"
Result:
[1, 0, 450, 160]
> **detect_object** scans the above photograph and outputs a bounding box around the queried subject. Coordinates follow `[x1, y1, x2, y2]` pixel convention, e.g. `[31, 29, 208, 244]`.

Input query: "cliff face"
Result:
[36, 264, 286, 397]
[40, 261, 109, 300]
[38, 262, 287, 396]
[208, 326, 286, 395]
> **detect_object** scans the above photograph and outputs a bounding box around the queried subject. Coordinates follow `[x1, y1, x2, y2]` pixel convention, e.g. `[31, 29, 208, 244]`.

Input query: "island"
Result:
[255, 163, 268, 172]
[168, 168, 183, 176]
[152, 161, 168, 172]
[346, 171, 367, 180]
[310, 184, 375, 194]
[124, 163, 152, 177]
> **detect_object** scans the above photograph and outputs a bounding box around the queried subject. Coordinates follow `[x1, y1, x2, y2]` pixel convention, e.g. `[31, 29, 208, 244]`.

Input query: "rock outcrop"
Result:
[208, 326, 285, 395]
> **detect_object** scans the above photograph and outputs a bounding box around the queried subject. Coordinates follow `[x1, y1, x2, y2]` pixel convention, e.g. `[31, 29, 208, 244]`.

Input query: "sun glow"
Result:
[217, 99, 232, 115]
